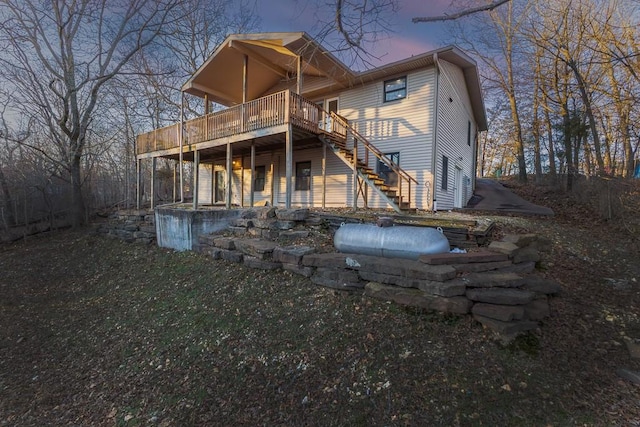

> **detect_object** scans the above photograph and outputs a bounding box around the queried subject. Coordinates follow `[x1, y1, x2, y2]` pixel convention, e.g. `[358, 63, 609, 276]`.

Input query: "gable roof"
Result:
[182, 32, 487, 131]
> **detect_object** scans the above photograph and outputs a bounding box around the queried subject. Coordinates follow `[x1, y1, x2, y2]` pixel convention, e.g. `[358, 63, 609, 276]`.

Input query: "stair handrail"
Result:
[330, 112, 418, 185]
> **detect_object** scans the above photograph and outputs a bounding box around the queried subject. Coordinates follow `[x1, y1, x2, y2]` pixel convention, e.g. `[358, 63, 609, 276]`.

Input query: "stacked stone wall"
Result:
[191, 207, 560, 339]
[94, 211, 155, 244]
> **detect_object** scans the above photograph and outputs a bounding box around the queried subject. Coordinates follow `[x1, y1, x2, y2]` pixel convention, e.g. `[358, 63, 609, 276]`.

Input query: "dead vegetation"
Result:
[1, 179, 640, 426]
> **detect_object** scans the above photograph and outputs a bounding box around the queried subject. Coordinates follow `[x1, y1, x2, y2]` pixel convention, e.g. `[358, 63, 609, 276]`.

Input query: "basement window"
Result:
[378, 152, 399, 187]
[254, 166, 265, 192]
[442, 155, 449, 191]
[384, 76, 407, 102]
[295, 161, 311, 191]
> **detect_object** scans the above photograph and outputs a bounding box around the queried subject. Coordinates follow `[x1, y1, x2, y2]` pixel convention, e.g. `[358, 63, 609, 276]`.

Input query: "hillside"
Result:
[1, 180, 639, 426]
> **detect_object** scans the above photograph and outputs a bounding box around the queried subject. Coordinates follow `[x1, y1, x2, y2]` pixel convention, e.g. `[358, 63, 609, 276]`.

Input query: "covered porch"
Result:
[135, 89, 347, 210]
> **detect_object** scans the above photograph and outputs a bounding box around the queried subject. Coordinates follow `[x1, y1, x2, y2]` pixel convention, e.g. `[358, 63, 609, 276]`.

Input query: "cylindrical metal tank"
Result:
[334, 224, 450, 260]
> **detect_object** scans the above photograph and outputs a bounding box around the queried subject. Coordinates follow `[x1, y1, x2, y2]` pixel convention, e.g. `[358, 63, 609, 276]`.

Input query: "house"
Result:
[136, 32, 487, 213]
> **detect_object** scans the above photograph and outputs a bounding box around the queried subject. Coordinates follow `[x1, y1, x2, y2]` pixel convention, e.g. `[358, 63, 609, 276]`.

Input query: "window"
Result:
[467, 121, 472, 146]
[384, 77, 407, 102]
[377, 152, 399, 187]
[254, 165, 265, 192]
[441, 156, 449, 191]
[295, 161, 311, 191]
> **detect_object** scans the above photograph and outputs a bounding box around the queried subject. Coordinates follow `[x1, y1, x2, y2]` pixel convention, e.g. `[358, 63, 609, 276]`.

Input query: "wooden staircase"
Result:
[317, 113, 417, 213]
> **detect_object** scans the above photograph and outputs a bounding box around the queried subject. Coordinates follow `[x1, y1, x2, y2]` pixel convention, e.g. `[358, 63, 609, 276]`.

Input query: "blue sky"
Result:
[254, 0, 453, 67]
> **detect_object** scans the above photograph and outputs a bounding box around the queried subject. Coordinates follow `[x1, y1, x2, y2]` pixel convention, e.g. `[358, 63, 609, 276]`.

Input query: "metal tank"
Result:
[333, 224, 450, 260]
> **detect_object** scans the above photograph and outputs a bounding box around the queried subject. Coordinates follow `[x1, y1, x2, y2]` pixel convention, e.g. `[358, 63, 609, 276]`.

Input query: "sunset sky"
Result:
[255, 0, 454, 67]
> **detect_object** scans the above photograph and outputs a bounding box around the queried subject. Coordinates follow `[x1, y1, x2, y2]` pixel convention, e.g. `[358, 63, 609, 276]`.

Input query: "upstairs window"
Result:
[384, 77, 407, 102]
[295, 161, 311, 191]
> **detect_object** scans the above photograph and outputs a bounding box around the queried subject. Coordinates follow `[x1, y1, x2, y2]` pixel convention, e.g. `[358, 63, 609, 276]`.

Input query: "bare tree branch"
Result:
[412, 0, 511, 23]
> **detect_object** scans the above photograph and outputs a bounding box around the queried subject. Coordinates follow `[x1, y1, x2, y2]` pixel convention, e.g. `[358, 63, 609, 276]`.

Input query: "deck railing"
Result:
[136, 90, 326, 155]
[136, 123, 180, 155]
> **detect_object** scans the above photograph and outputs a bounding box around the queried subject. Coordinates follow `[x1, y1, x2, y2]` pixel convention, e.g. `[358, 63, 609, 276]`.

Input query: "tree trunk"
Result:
[544, 109, 557, 177]
[70, 156, 86, 227]
[0, 167, 15, 226]
[566, 59, 605, 175]
[563, 109, 573, 191]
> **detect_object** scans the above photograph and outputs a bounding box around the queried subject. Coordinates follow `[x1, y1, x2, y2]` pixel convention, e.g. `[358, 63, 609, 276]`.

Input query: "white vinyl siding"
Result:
[273, 147, 354, 207]
[435, 59, 477, 210]
[339, 68, 436, 209]
[197, 164, 213, 204]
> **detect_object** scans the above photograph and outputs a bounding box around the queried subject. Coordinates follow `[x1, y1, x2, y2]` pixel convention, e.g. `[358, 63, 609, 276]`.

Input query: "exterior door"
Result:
[454, 167, 464, 208]
[323, 98, 338, 131]
[214, 170, 226, 203]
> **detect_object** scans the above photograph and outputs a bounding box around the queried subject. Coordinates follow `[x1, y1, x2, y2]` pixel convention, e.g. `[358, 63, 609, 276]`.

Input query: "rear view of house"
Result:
[136, 32, 487, 212]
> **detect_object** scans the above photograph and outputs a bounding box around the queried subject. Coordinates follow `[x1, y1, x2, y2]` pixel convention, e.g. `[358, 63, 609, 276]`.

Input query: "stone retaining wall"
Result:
[94, 211, 155, 244]
[191, 207, 560, 339]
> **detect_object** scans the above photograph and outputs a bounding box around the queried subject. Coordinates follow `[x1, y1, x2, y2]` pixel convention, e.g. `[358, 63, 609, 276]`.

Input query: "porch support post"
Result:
[296, 55, 302, 94]
[240, 155, 245, 207]
[204, 93, 209, 140]
[226, 142, 232, 209]
[136, 158, 141, 210]
[285, 124, 293, 208]
[250, 141, 255, 207]
[193, 150, 199, 209]
[179, 92, 184, 202]
[269, 157, 275, 207]
[322, 143, 326, 208]
[242, 55, 248, 103]
[242, 54, 248, 133]
[150, 157, 156, 209]
[352, 139, 358, 210]
[172, 161, 177, 203]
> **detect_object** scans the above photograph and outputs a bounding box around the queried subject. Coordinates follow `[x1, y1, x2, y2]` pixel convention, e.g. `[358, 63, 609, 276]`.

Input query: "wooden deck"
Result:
[136, 90, 347, 158]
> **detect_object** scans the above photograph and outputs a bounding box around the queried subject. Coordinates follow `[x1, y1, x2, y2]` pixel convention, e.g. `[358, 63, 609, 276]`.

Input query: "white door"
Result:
[323, 98, 338, 131]
[454, 167, 464, 208]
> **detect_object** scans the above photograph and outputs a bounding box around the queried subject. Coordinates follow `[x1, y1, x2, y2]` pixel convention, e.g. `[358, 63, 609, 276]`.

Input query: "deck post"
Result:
[285, 124, 293, 208]
[226, 142, 232, 209]
[242, 54, 248, 133]
[136, 158, 141, 210]
[173, 161, 177, 203]
[240, 155, 244, 207]
[150, 157, 156, 209]
[204, 94, 209, 140]
[296, 55, 302, 94]
[269, 159, 275, 206]
[322, 143, 326, 208]
[352, 139, 358, 210]
[193, 150, 199, 209]
[179, 92, 184, 202]
[250, 142, 255, 207]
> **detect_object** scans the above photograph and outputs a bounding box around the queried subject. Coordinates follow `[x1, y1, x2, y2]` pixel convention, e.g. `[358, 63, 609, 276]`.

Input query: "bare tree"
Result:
[0, 0, 178, 226]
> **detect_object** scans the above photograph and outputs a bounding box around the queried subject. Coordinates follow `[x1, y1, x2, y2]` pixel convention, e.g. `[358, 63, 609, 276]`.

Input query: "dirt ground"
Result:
[1, 177, 639, 426]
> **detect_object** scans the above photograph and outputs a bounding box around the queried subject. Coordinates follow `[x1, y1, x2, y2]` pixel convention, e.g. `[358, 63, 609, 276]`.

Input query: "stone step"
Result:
[460, 272, 525, 288]
[473, 314, 539, 336]
[302, 253, 457, 282]
[365, 282, 472, 314]
[419, 250, 509, 265]
[466, 288, 536, 305]
[233, 238, 278, 260]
